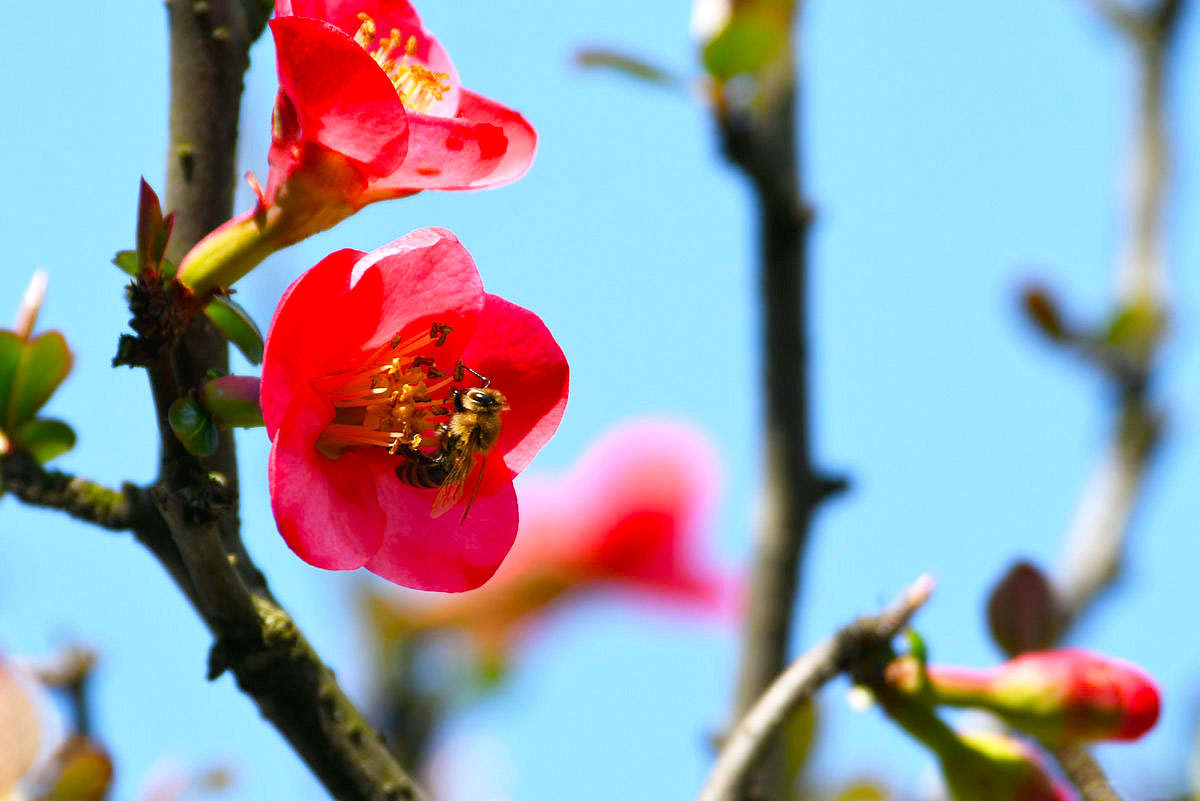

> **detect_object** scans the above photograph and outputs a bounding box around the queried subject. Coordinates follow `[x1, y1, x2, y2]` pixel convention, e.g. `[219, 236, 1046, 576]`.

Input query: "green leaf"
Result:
[905, 628, 928, 666]
[0, 331, 26, 428]
[37, 738, 113, 801]
[780, 701, 817, 790]
[112, 250, 138, 276]
[5, 331, 71, 431]
[1105, 303, 1160, 349]
[15, 418, 76, 463]
[168, 396, 218, 457]
[830, 780, 889, 801]
[205, 294, 264, 365]
[574, 48, 679, 86]
[702, 11, 788, 82]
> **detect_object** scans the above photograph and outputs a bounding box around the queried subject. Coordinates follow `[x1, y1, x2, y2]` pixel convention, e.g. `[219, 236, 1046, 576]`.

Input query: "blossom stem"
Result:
[175, 210, 287, 296]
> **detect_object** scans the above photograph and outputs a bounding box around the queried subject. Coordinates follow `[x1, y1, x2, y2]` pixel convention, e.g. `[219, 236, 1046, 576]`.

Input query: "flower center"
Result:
[313, 321, 470, 460]
[354, 12, 450, 113]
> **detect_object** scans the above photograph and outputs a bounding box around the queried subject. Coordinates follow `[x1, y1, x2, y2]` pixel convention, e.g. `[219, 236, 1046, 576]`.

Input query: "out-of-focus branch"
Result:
[1053, 0, 1185, 643]
[717, 22, 847, 798]
[31, 646, 98, 738]
[1053, 745, 1124, 801]
[697, 576, 934, 801]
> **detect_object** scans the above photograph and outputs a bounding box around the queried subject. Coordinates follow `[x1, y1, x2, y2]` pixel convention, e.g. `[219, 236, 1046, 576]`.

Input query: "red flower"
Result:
[270, 0, 536, 202]
[178, 0, 536, 294]
[260, 227, 568, 592]
[921, 649, 1160, 746]
[369, 420, 733, 654]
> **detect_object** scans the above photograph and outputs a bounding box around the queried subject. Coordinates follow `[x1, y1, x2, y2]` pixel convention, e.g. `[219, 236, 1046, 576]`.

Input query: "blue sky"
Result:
[2, 1, 1200, 800]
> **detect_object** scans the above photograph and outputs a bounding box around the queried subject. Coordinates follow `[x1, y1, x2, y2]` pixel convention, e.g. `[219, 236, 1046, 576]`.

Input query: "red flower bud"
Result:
[924, 649, 1160, 746]
[261, 228, 568, 592]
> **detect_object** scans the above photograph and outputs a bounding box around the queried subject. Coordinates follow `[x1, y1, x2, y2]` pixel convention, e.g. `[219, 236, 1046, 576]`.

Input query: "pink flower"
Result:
[0, 656, 39, 797]
[261, 227, 568, 592]
[922, 649, 1160, 746]
[369, 419, 732, 653]
[178, 0, 536, 294]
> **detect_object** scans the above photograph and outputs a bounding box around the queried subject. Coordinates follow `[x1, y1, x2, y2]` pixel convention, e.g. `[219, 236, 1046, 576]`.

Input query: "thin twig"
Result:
[1053, 745, 1124, 801]
[698, 576, 935, 801]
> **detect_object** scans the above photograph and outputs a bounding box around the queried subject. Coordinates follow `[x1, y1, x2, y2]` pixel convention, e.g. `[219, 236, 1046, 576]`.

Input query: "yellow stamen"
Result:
[353, 12, 376, 48]
[353, 12, 450, 113]
[314, 324, 471, 459]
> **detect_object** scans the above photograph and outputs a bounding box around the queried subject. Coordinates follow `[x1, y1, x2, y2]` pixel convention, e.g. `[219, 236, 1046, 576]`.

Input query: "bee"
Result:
[394, 385, 509, 522]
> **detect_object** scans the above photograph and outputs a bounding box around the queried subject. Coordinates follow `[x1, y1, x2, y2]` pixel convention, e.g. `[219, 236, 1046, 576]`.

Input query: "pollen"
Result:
[353, 12, 450, 113]
[313, 323, 463, 459]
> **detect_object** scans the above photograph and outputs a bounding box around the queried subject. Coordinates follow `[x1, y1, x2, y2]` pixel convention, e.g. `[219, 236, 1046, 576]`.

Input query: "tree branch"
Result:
[2, 450, 143, 531]
[697, 576, 934, 801]
[718, 30, 847, 798]
[144, 1, 434, 798]
[1052, 0, 1186, 643]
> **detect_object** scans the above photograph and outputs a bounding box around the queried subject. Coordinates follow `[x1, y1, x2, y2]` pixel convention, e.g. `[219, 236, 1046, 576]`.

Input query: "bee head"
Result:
[461, 387, 507, 413]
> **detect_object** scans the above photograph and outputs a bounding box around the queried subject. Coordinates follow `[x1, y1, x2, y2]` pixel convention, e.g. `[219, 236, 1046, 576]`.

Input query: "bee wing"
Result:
[457, 452, 490, 524]
[429, 448, 475, 519]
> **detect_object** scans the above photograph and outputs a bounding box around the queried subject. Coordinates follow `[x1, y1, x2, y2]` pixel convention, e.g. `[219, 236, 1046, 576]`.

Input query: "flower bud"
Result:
[200, 375, 264, 429]
[923, 649, 1160, 746]
[876, 683, 1072, 801]
[939, 731, 1073, 801]
[986, 561, 1056, 656]
[168, 396, 218, 457]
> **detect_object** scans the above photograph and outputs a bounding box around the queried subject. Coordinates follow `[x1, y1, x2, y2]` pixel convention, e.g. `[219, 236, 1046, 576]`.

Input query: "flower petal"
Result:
[260, 248, 372, 437]
[455, 89, 538, 187]
[366, 476, 518, 592]
[268, 387, 387, 569]
[362, 91, 536, 196]
[458, 295, 568, 478]
[271, 16, 410, 176]
[348, 227, 485, 351]
[281, 0, 422, 33]
[277, 0, 460, 116]
[568, 420, 724, 602]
